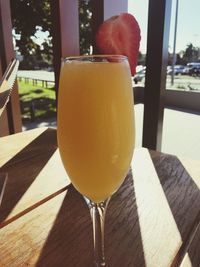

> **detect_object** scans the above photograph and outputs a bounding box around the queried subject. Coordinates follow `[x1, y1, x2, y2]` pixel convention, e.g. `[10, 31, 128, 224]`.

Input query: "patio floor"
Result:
[135, 104, 200, 160]
[23, 103, 200, 160]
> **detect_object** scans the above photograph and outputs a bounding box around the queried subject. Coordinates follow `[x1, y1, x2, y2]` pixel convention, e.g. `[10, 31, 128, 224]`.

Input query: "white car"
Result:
[167, 65, 186, 75]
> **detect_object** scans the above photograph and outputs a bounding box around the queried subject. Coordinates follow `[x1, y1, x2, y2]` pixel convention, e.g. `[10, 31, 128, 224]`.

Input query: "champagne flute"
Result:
[57, 55, 135, 266]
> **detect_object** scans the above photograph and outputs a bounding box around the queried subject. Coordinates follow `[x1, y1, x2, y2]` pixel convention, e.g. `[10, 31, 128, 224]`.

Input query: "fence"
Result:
[17, 76, 55, 88]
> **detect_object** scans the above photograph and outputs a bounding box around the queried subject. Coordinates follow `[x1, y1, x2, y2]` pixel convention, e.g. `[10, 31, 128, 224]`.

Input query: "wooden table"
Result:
[0, 127, 200, 267]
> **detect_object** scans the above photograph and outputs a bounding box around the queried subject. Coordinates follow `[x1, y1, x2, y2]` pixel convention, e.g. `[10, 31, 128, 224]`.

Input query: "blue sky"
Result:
[128, 0, 200, 53]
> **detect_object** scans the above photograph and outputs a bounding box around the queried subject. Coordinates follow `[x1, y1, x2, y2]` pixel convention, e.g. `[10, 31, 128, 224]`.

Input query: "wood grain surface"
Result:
[0, 128, 70, 226]
[0, 173, 7, 206]
[0, 127, 48, 166]
[0, 128, 200, 267]
[150, 150, 200, 267]
[180, 223, 200, 267]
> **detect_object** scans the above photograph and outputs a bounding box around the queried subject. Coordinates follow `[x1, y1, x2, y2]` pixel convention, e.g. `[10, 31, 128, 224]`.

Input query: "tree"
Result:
[181, 43, 200, 63]
[168, 43, 200, 66]
[10, 0, 52, 69]
[10, 0, 92, 69]
[79, 0, 92, 55]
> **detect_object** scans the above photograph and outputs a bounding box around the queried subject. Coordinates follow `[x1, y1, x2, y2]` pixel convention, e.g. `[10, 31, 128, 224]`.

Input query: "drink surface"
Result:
[57, 59, 135, 202]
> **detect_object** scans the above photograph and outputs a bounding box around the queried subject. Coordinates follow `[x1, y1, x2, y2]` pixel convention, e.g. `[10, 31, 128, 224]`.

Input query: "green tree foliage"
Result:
[182, 43, 200, 63]
[79, 0, 92, 55]
[10, 0, 52, 69]
[168, 43, 200, 66]
[10, 0, 92, 69]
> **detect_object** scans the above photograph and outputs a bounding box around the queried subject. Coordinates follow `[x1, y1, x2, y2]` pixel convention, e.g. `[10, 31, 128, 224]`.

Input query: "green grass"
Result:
[18, 79, 56, 121]
[19, 80, 56, 101]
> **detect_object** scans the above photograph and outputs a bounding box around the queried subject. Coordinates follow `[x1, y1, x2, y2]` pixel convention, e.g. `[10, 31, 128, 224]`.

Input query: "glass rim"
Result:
[61, 55, 128, 63]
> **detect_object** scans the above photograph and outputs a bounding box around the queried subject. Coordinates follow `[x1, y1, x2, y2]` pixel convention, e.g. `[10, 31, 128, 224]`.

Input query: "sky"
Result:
[128, 0, 200, 54]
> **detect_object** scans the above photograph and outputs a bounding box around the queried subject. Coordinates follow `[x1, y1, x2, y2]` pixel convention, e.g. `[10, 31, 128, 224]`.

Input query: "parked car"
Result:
[167, 65, 186, 75]
[183, 62, 200, 76]
[188, 66, 200, 76]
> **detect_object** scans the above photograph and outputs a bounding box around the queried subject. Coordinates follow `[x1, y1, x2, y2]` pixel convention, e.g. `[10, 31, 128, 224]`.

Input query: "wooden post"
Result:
[142, 0, 172, 150]
[50, 0, 80, 99]
[0, 0, 22, 136]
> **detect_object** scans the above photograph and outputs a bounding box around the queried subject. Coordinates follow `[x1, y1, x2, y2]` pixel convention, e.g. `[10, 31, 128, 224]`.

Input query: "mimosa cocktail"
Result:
[57, 55, 135, 266]
[57, 56, 135, 203]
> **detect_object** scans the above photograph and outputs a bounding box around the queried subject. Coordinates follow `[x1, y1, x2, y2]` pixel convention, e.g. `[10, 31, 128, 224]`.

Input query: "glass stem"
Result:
[87, 198, 110, 267]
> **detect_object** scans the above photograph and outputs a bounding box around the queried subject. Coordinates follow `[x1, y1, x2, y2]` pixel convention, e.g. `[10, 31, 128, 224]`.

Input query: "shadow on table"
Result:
[0, 128, 57, 225]
[151, 152, 200, 267]
[36, 171, 146, 267]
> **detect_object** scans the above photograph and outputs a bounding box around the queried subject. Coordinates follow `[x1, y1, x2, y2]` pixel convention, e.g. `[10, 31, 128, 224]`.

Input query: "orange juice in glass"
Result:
[57, 55, 135, 266]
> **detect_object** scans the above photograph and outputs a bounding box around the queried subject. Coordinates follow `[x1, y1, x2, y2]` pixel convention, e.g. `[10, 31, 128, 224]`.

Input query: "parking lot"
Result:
[134, 71, 200, 92]
[166, 75, 200, 91]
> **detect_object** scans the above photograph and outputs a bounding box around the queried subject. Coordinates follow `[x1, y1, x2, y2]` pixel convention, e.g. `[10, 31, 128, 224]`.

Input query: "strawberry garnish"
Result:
[95, 13, 141, 76]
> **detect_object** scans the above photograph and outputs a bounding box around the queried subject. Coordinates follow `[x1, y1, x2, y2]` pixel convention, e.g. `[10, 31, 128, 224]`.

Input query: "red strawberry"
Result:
[95, 13, 141, 75]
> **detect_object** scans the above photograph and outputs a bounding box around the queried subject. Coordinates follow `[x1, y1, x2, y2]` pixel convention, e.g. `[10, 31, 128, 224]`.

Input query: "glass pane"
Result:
[162, 108, 200, 160]
[128, 0, 148, 86]
[167, 0, 200, 93]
